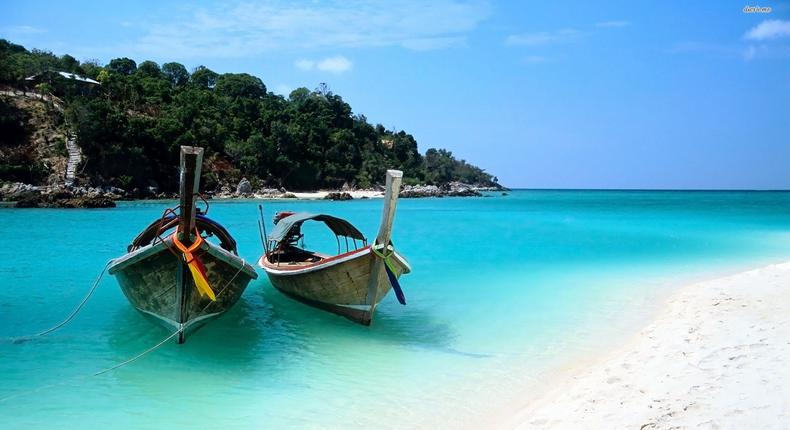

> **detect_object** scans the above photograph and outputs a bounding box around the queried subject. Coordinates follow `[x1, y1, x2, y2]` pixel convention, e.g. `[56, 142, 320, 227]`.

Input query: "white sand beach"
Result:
[503, 261, 790, 429]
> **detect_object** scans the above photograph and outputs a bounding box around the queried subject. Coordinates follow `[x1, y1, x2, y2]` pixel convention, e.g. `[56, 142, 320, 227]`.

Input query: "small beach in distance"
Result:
[2, 190, 789, 429]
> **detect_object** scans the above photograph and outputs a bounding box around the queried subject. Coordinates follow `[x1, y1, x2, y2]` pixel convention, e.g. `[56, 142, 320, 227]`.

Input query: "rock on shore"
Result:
[1, 182, 119, 208]
[236, 177, 253, 195]
[324, 192, 353, 201]
[400, 182, 487, 198]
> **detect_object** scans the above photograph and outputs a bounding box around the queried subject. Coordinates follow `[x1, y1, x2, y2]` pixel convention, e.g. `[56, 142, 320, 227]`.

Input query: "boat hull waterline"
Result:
[259, 246, 410, 323]
[109, 236, 257, 337]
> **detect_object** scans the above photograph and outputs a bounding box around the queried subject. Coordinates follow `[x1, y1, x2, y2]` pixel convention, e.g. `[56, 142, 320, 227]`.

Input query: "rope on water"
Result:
[34, 260, 112, 337]
[0, 328, 182, 403]
[92, 258, 247, 376]
[7, 259, 112, 342]
[93, 329, 182, 376]
[2, 257, 251, 403]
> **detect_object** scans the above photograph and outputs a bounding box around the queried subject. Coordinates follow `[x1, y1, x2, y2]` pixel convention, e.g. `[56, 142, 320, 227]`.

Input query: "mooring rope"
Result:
[2, 253, 250, 403]
[93, 329, 182, 376]
[35, 260, 112, 337]
[6, 259, 112, 343]
[90, 258, 247, 376]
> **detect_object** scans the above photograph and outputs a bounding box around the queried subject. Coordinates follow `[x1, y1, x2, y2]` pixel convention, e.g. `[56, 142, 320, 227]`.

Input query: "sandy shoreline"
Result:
[500, 261, 790, 429]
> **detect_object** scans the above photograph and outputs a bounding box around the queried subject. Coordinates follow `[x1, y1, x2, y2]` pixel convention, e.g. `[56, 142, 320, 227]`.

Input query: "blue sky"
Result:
[2, 1, 789, 189]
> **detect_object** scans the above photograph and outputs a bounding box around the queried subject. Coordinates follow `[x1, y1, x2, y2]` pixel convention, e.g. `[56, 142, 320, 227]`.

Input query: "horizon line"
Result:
[504, 188, 790, 192]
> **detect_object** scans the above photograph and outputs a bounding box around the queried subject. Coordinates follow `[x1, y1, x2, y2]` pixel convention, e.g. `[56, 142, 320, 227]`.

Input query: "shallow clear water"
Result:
[1, 191, 789, 428]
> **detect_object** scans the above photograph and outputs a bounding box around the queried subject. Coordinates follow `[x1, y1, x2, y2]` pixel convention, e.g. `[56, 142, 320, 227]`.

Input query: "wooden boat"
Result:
[258, 170, 411, 325]
[108, 146, 257, 343]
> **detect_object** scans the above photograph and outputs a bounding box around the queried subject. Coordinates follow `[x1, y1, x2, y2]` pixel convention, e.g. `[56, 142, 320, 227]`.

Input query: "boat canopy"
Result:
[268, 212, 366, 243]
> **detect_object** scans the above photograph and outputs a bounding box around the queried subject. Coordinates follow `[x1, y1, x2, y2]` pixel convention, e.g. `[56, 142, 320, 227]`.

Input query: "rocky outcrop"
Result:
[0, 182, 40, 201]
[400, 182, 484, 198]
[54, 195, 116, 208]
[444, 181, 483, 197]
[1, 182, 119, 208]
[401, 184, 443, 198]
[1, 90, 71, 185]
[13, 192, 115, 208]
[324, 192, 353, 201]
[236, 177, 253, 195]
[254, 188, 287, 199]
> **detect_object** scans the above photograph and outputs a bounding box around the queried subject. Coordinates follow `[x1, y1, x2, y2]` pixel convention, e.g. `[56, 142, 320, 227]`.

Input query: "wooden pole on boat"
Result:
[178, 146, 204, 242]
[176, 146, 203, 343]
[363, 169, 403, 324]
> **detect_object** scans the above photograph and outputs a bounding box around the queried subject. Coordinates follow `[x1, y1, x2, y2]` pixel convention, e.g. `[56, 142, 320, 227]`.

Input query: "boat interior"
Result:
[262, 212, 369, 268]
[129, 207, 238, 254]
[267, 246, 328, 266]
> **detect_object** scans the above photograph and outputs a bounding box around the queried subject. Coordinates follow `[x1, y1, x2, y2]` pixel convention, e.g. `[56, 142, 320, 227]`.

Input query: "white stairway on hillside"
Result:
[65, 133, 81, 186]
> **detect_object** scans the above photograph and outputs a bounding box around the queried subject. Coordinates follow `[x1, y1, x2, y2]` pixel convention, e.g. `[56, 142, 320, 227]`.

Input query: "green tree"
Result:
[107, 57, 137, 75]
[136, 60, 162, 79]
[162, 62, 189, 88]
[215, 73, 266, 99]
[190, 66, 218, 88]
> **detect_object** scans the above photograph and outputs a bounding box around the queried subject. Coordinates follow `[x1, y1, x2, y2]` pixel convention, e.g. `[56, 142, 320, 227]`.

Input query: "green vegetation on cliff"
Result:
[0, 39, 498, 192]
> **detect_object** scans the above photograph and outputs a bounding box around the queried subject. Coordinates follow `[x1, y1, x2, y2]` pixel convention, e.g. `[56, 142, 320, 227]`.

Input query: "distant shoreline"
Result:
[0, 182, 507, 208]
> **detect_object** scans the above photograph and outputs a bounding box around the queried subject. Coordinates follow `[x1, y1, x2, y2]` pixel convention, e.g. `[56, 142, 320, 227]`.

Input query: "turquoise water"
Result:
[1, 191, 789, 428]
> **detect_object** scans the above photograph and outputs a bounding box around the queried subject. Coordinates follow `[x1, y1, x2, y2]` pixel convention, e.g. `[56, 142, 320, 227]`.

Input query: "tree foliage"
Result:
[0, 39, 497, 190]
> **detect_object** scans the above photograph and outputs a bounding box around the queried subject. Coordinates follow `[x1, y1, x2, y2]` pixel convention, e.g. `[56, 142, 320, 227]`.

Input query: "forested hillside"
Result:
[0, 39, 499, 193]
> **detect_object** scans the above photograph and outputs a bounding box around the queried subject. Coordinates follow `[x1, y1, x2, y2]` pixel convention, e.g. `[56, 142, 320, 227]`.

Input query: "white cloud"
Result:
[122, 0, 491, 58]
[505, 28, 583, 46]
[744, 19, 790, 41]
[295, 56, 352, 73]
[295, 59, 315, 71]
[595, 20, 630, 28]
[317, 56, 352, 73]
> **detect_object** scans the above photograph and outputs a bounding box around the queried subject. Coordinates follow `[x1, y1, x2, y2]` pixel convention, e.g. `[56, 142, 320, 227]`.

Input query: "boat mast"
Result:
[363, 169, 403, 323]
[176, 145, 204, 343]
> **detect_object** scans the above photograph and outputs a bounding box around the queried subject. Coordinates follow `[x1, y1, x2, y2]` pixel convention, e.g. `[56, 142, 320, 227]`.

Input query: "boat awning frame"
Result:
[268, 212, 366, 244]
